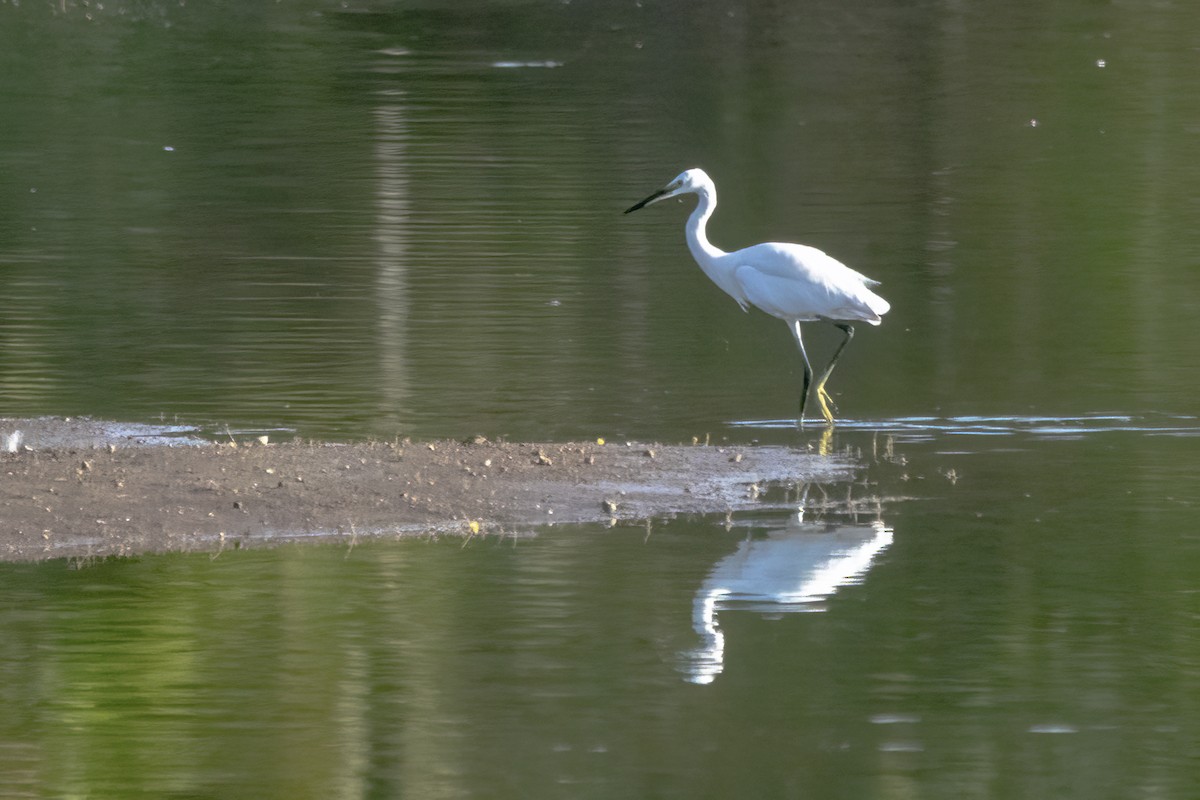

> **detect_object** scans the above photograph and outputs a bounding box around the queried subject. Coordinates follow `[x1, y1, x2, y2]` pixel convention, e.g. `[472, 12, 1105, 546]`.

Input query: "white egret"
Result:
[625, 168, 889, 424]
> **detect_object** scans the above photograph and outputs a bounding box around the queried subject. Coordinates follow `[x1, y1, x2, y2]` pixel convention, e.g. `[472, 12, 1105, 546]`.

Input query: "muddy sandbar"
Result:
[1, 417, 862, 562]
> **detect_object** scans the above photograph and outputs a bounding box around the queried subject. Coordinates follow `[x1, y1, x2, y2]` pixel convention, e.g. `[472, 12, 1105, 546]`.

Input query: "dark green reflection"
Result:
[0, 1, 1198, 440]
[1, 430, 1198, 797]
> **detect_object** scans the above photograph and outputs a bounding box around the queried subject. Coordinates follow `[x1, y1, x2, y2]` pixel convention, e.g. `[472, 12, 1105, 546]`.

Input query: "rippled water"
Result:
[2, 424, 1198, 797]
[2, 0, 1199, 796]
[2, 0, 1198, 442]
[740, 413, 1200, 439]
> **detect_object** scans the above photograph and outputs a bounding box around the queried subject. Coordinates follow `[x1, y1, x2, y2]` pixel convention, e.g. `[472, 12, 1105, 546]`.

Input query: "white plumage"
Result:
[625, 167, 889, 424]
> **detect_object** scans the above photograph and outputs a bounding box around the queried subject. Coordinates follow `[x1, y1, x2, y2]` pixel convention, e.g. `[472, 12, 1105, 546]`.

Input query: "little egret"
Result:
[625, 168, 890, 424]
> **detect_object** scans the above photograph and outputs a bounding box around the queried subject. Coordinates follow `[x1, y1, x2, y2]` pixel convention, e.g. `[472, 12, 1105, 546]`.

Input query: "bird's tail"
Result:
[859, 288, 890, 325]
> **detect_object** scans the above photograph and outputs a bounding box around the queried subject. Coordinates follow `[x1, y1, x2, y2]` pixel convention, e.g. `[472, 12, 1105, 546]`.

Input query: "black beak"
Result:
[624, 187, 669, 214]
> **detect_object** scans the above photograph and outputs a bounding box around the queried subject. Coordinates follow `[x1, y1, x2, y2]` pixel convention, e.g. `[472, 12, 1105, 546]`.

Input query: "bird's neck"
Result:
[685, 187, 726, 266]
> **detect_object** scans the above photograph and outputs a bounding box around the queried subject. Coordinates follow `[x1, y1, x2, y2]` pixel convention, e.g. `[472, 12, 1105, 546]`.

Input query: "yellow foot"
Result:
[816, 386, 837, 424]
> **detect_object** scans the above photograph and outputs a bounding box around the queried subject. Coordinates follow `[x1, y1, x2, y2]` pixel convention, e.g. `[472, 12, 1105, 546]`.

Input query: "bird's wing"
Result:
[733, 247, 889, 324]
[734, 265, 827, 322]
[738, 242, 880, 286]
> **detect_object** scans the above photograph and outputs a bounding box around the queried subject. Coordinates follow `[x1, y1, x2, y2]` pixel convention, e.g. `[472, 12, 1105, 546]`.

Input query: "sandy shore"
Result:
[1, 417, 863, 562]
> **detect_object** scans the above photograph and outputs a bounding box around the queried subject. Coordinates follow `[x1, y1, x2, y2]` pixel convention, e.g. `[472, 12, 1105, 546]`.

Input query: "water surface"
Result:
[1, 1, 1199, 797]
[2, 425, 1198, 797]
[1, 0, 1197, 441]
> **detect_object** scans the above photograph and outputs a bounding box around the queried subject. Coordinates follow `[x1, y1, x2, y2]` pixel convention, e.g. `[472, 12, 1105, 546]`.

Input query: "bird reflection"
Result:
[681, 519, 893, 684]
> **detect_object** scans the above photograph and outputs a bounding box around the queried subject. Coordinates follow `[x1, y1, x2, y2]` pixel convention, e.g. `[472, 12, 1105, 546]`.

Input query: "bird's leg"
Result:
[813, 324, 855, 424]
[790, 321, 813, 427]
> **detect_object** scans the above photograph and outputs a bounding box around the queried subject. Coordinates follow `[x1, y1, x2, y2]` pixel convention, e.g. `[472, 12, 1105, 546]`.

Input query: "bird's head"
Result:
[624, 167, 712, 214]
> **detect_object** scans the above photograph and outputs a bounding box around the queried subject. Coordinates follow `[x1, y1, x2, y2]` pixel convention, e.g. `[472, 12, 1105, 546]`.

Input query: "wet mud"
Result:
[0, 417, 860, 562]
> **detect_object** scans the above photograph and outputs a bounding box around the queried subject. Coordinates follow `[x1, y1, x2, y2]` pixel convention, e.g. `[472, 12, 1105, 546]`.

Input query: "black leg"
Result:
[814, 324, 854, 423]
[790, 321, 813, 426]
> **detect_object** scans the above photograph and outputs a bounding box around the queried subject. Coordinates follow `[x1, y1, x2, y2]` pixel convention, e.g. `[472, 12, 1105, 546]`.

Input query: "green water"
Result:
[2, 426, 1198, 797]
[2, 0, 1199, 796]
[2, 0, 1197, 440]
